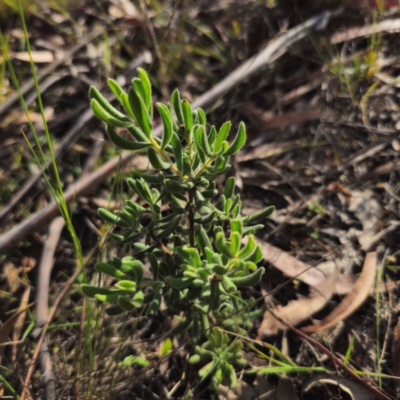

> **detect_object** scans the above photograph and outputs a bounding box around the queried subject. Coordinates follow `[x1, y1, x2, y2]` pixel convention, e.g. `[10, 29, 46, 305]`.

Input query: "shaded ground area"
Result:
[1, 1, 400, 399]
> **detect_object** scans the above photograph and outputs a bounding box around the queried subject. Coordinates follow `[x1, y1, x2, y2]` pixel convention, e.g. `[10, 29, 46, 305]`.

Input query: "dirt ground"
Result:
[1, 1, 400, 399]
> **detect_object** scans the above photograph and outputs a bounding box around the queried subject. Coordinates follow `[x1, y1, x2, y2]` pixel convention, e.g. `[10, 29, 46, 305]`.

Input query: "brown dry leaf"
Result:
[302, 252, 377, 333]
[391, 316, 400, 392]
[258, 239, 356, 295]
[257, 270, 338, 338]
[11, 286, 31, 362]
[12, 50, 54, 63]
[3, 262, 22, 293]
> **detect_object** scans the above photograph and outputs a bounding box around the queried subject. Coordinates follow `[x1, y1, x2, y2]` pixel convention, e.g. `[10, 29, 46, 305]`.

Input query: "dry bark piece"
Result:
[257, 270, 337, 338]
[302, 252, 377, 333]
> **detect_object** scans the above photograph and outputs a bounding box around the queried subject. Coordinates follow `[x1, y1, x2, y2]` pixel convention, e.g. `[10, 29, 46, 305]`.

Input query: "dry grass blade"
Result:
[257, 270, 338, 337]
[302, 252, 377, 333]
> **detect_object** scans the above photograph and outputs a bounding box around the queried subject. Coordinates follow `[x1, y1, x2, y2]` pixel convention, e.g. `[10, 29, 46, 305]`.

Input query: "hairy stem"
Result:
[188, 189, 195, 247]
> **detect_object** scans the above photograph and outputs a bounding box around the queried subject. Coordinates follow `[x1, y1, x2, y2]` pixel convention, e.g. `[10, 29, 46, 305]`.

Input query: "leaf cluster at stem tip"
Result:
[85, 68, 275, 390]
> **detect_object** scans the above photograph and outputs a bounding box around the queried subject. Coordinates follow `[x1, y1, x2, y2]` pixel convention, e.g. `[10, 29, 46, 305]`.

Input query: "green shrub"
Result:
[83, 68, 273, 390]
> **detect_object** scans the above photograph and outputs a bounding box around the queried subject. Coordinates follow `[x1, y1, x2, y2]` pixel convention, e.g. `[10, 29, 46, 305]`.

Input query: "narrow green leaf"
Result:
[146, 252, 159, 280]
[154, 215, 182, 239]
[224, 176, 235, 199]
[115, 280, 136, 291]
[147, 147, 170, 170]
[107, 78, 124, 102]
[242, 244, 263, 263]
[95, 293, 121, 302]
[126, 125, 149, 142]
[135, 179, 153, 203]
[194, 189, 211, 215]
[157, 103, 173, 149]
[199, 124, 213, 157]
[128, 86, 152, 136]
[164, 179, 194, 193]
[214, 121, 231, 154]
[170, 132, 183, 171]
[89, 86, 130, 123]
[166, 276, 195, 289]
[182, 100, 193, 132]
[197, 108, 207, 127]
[132, 290, 144, 307]
[224, 122, 246, 156]
[91, 99, 131, 127]
[238, 235, 256, 258]
[95, 262, 126, 280]
[208, 126, 217, 147]
[215, 231, 232, 258]
[81, 285, 124, 298]
[243, 206, 274, 223]
[195, 226, 213, 257]
[161, 337, 173, 357]
[137, 67, 152, 111]
[105, 125, 150, 150]
[98, 208, 130, 227]
[230, 232, 241, 257]
[146, 293, 162, 314]
[230, 267, 264, 287]
[193, 125, 207, 163]
[171, 89, 184, 124]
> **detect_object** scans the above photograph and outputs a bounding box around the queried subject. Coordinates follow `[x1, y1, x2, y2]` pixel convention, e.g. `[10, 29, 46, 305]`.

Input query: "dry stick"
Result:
[0, 8, 342, 254]
[263, 309, 391, 400]
[0, 50, 152, 222]
[20, 267, 82, 400]
[30, 216, 65, 400]
[0, 151, 133, 254]
[0, 28, 106, 116]
[190, 8, 343, 111]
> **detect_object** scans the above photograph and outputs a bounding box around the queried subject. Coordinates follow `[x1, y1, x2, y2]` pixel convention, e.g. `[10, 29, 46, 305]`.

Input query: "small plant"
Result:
[82, 68, 273, 390]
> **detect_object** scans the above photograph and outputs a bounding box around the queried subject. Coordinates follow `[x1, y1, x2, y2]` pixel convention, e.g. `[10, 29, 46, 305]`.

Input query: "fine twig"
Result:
[20, 267, 82, 400]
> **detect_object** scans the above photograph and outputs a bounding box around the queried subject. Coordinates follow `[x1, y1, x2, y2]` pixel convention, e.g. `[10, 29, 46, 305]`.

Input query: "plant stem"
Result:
[188, 189, 195, 247]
